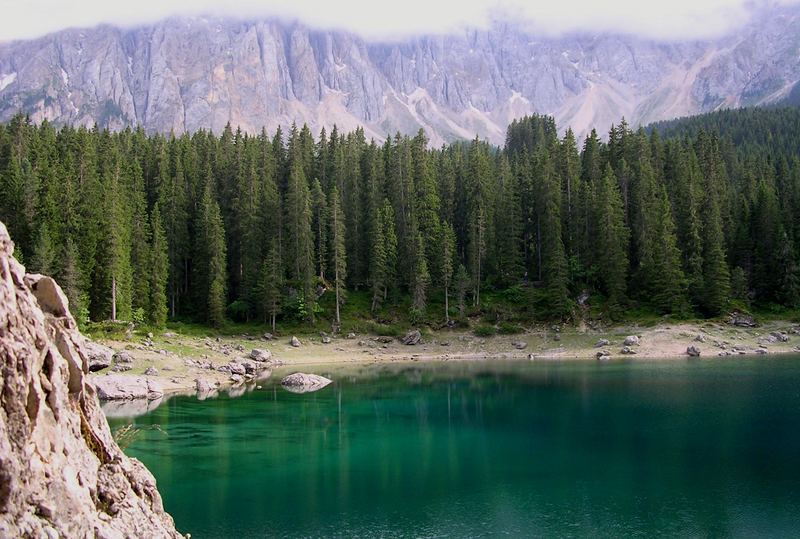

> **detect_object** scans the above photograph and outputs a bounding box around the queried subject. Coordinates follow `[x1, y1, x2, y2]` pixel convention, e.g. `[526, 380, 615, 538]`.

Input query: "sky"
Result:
[0, 0, 798, 42]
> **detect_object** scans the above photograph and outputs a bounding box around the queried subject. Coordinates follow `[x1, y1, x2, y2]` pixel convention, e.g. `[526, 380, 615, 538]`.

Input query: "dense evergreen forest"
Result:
[1, 108, 799, 330]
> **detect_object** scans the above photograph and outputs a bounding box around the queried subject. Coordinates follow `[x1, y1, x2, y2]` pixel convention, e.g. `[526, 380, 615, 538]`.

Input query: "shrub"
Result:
[473, 324, 497, 337]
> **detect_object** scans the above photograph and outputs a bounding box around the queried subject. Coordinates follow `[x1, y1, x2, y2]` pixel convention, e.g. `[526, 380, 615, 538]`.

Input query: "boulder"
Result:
[595, 339, 610, 348]
[92, 375, 164, 401]
[376, 336, 394, 344]
[84, 340, 114, 372]
[229, 374, 244, 384]
[729, 312, 757, 327]
[694, 334, 707, 343]
[322, 335, 332, 344]
[227, 362, 246, 376]
[512, 341, 528, 350]
[144, 366, 158, 376]
[686, 345, 701, 357]
[596, 350, 611, 360]
[249, 348, 273, 362]
[620, 346, 637, 355]
[281, 373, 333, 394]
[770, 331, 790, 343]
[262, 332, 274, 340]
[623, 335, 640, 346]
[195, 378, 215, 393]
[402, 330, 422, 345]
[290, 336, 302, 348]
[114, 351, 134, 364]
[111, 363, 132, 372]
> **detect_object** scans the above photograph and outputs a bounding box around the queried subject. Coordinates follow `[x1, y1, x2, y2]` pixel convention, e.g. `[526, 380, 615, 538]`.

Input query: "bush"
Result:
[498, 321, 524, 335]
[227, 300, 251, 323]
[473, 324, 497, 337]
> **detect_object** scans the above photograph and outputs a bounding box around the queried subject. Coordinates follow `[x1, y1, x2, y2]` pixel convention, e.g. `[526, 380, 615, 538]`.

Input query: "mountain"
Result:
[0, 6, 799, 145]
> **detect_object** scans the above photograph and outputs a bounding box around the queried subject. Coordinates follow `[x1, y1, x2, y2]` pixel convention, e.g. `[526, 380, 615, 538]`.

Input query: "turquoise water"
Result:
[107, 357, 800, 538]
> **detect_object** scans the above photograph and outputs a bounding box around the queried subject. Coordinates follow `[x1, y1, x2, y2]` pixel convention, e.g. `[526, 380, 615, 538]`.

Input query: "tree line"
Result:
[0, 108, 798, 329]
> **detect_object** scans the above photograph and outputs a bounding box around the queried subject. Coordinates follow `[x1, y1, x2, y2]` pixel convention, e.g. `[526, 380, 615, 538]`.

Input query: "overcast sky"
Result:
[0, 0, 797, 42]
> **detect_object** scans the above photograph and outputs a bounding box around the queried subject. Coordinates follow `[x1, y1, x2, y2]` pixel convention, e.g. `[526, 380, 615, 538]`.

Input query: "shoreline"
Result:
[91, 319, 800, 406]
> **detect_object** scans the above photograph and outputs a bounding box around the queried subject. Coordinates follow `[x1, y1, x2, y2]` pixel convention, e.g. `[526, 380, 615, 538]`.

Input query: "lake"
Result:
[106, 357, 800, 538]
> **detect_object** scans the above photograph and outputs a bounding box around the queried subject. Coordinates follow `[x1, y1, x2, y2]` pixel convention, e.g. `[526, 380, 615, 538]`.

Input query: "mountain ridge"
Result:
[0, 6, 799, 144]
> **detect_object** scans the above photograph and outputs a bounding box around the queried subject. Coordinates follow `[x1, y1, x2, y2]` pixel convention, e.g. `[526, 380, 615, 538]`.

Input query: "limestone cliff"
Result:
[0, 220, 182, 538]
[1, 5, 799, 144]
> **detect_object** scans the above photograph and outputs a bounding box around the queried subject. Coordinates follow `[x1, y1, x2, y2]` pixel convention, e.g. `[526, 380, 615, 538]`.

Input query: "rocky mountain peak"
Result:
[0, 6, 799, 144]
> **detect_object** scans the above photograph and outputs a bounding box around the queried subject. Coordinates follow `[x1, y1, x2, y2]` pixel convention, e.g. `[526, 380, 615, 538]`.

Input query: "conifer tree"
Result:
[148, 204, 169, 327]
[701, 193, 731, 315]
[441, 222, 456, 323]
[284, 159, 316, 321]
[329, 185, 347, 327]
[595, 165, 629, 316]
[198, 176, 228, 327]
[260, 240, 283, 332]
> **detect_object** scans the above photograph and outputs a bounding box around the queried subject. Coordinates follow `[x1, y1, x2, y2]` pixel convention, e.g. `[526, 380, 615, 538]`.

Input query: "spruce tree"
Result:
[329, 185, 347, 327]
[148, 204, 169, 327]
[595, 165, 629, 316]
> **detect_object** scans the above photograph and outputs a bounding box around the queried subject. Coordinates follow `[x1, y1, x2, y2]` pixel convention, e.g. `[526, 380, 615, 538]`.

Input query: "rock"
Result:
[230, 374, 244, 384]
[623, 335, 640, 346]
[694, 334, 707, 343]
[290, 336, 302, 347]
[114, 351, 134, 364]
[262, 332, 274, 340]
[755, 348, 768, 355]
[92, 375, 164, 401]
[163, 331, 177, 337]
[376, 336, 394, 344]
[512, 341, 528, 350]
[281, 373, 333, 393]
[686, 345, 701, 357]
[111, 363, 132, 372]
[595, 339, 610, 348]
[322, 335, 332, 344]
[195, 378, 215, 392]
[249, 348, 273, 362]
[24, 273, 70, 317]
[239, 360, 258, 375]
[84, 340, 114, 372]
[346, 332, 357, 339]
[770, 331, 790, 343]
[402, 330, 422, 345]
[596, 350, 611, 360]
[144, 366, 158, 376]
[553, 334, 561, 342]
[227, 362, 246, 376]
[620, 346, 637, 355]
[729, 312, 757, 327]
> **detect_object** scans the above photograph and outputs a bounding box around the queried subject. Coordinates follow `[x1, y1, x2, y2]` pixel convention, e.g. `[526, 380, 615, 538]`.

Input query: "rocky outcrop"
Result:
[281, 373, 333, 394]
[1, 6, 800, 144]
[0, 221, 182, 538]
[402, 330, 422, 345]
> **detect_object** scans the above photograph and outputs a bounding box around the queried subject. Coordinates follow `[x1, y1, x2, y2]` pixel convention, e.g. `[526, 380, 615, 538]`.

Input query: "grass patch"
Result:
[473, 325, 497, 337]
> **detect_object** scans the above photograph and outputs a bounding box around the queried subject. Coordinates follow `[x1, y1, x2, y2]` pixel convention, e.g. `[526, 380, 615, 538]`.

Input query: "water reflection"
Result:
[108, 357, 800, 538]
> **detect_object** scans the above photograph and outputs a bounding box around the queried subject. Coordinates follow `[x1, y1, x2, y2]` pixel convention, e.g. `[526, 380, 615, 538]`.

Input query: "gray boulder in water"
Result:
[281, 373, 333, 393]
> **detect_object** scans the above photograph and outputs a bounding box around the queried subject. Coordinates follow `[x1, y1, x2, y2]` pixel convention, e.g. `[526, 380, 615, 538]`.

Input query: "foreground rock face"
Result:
[0, 221, 182, 538]
[281, 373, 333, 394]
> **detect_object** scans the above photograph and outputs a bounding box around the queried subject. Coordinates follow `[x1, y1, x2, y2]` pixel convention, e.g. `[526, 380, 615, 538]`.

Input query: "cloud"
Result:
[0, 0, 798, 42]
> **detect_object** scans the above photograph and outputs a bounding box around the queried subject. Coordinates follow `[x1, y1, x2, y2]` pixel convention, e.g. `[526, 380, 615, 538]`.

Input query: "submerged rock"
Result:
[281, 373, 333, 393]
[0, 220, 181, 537]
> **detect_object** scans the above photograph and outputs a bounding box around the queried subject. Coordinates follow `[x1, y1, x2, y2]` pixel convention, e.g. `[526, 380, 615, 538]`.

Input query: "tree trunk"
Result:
[444, 285, 450, 323]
